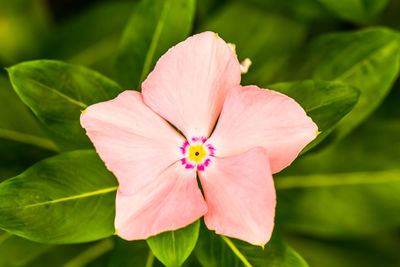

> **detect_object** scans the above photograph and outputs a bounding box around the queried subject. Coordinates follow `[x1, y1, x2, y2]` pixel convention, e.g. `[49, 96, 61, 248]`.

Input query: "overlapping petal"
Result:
[199, 147, 275, 245]
[80, 90, 184, 194]
[209, 85, 318, 173]
[80, 31, 318, 245]
[142, 31, 241, 139]
[115, 162, 207, 240]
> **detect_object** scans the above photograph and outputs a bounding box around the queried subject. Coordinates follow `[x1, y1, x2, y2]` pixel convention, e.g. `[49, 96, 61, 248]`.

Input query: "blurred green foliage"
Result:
[0, 0, 399, 266]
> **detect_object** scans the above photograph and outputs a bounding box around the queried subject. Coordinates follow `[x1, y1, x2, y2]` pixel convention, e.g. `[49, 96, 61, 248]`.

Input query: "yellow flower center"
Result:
[188, 145, 207, 163]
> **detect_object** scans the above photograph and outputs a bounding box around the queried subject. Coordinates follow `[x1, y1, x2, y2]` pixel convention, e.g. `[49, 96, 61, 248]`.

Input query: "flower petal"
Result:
[209, 85, 318, 173]
[80, 90, 184, 194]
[199, 147, 275, 245]
[142, 31, 241, 139]
[115, 161, 207, 240]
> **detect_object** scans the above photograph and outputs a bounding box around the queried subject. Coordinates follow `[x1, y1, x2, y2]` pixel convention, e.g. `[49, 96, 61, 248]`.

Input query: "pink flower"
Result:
[80, 32, 317, 246]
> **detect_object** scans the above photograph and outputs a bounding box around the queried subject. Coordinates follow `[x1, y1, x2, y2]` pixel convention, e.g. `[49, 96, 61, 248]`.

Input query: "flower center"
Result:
[188, 145, 207, 163]
[180, 137, 215, 171]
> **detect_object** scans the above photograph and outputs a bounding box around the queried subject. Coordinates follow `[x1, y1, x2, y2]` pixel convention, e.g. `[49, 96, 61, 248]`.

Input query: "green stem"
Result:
[62, 238, 114, 267]
[221, 236, 252, 267]
[145, 250, 155, 267]
[0, 128, 58, 152]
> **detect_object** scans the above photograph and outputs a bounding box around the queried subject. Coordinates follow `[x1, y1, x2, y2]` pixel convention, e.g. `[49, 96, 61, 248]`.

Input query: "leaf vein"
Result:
[221, 236, 252, 267]
[334, 39, 398, 82]
[23, 77, 88, 109]
[24, 186, 118, 208]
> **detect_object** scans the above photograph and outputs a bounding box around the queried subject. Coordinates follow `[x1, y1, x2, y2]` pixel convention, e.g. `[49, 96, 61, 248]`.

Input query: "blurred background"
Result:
[0, 0, 399, 266]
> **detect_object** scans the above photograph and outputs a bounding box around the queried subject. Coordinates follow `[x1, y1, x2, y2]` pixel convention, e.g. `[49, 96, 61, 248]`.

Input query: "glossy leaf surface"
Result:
[195, 225, 308, 267]
[7, 60, 123, 150]
[147, 220, 200, 267]
[284, 28, 400, 139]
[0, 150, 117, 243]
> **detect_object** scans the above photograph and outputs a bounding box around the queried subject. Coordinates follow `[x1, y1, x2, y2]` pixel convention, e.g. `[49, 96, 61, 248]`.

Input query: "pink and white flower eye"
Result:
[81, 31, 318, 246]
[179, 137, 215, 171]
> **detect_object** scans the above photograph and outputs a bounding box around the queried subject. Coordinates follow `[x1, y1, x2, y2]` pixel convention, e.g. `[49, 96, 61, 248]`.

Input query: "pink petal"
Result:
[199, 147, 275, 245]
[115, 161, 207, 240]
[80, 90, 185, 194]
[209, 85, 318, 173]
[142, 31, 241, 139]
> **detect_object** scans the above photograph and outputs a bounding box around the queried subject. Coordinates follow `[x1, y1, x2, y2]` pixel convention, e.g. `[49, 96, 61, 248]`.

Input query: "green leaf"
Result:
[28, 242, 100, 267]
[245, 0, 334, 23]
[276, 116, 400, 237]
[268, 80, 359, 152]
[316, 0, 389, 24]
[115, 0, 196, 90]
[0, 139, 55, 183]
[108, 239, 151, 267]
[275, 169, 400, 237]
[44, 1, 136, 77]
[61, 239, 114, 267]
[195, 225, 308, 267]
[0, 74, 56, 151]
[147, 220, 200, 267]
[0, 229, 53, 267]
[200, 1, 307, 86]
[0, 150, 118, 244]
[0, 75, 56, 181]
[7, 60, 124, 150]
[284, 117, 400, 175]
[0, 232, 112, 267]
[285, 233, 400, 267]
[285, 27, 400, 139]
[107, 238, 169, 267]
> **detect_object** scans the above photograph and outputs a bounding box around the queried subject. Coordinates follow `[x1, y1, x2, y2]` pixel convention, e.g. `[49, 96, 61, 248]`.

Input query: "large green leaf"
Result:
[195, 225, 308, 267]
[0, 74, 56, 180]
[200, 1, 307, 86]
[61, 239, 114, 267]
[284, 27, 400, 139]
[43, 1, 136, 77]
[268, 80, 359, 152]
[245, 0, 333, 23]
[275, 169, 400, 238]
[276, 116, 400, 237]
[0, 150, 117, 244]
[284, 118, 400, 175]
[108, 239, 153, 267]
[7, 60, 123, 150]
[115, 0, 196, 90]
[0, 74, 56, 151]
[28, 242, 100, 267]
[0, 229, 53, 267]
[147, 220, 200, 267]
[0, 232, 112, 267]
[377, 1, 400, 31]
[316, 0, 389, 24]
[0, 140, 55, 182]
